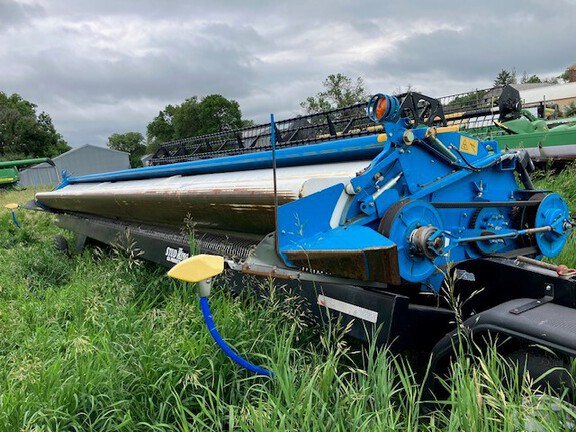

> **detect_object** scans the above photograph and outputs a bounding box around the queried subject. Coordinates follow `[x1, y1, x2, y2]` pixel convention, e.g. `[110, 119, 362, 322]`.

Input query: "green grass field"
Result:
[1, 170, 576, 431]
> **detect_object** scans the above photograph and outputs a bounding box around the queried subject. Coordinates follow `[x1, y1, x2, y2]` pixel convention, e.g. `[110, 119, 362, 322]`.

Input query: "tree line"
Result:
[0, 74, 376, 165]
[493, 66, 571, 86]
[0, 92, 70, 161]
[109, 73, 368, 167]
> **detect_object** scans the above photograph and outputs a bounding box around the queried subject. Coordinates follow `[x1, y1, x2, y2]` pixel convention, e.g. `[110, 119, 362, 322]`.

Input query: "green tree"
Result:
[0, 92, 70, 159]
[107, 132, 146, 168]
[146, 94, 246, 153]
[520, 72, 542, 84]
[493, 69, 517, 86]
[447, 90, 485, 110]
[172, 97, 200, 139]
[300, 73, 368, 114]
[146, 105, 176, 151]
[196, 94, 243, 135]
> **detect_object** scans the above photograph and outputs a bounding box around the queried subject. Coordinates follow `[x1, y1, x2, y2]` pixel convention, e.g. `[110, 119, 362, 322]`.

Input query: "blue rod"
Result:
[199, 296, 273, 377]
[61, 134, 383, 185]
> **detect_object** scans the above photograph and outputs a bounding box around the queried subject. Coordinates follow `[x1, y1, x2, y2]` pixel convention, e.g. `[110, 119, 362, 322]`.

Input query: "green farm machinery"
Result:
[0, 157, 55, 187]
[439, 85, 576, 162]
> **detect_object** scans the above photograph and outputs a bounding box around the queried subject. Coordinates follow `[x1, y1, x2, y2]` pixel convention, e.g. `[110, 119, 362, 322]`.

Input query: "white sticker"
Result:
[317, 295, 378, 323]
[165, 246, 190, 264]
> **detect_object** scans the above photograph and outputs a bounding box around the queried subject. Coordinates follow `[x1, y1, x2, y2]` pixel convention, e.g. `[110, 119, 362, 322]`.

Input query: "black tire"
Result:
[505, 347, 574, 396]
[53, 234, 69, 254]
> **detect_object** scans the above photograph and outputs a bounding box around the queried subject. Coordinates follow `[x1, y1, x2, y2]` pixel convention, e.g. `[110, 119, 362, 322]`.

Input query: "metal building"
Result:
[19, 144, 130, 187]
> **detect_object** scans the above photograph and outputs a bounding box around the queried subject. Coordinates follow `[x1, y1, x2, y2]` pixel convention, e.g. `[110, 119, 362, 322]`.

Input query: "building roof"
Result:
[519, 81, 576, 105]
[23, 144, 130, 170]
[510, 83, 553, 91]
[54, 144, 129, 160]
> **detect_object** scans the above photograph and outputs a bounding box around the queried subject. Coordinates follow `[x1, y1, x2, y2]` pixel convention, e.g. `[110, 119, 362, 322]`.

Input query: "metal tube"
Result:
[515, 255, 559, 271]
[0, 158, 53, 168]
[271, 113, 279, 255]
[37, 161, 370, 235]
[425, 134, 458, 162]
[458, 226, 551, 243]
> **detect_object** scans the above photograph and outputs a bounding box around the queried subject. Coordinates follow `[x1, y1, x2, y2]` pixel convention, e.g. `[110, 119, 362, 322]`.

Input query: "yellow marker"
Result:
[377, 133, 387, 143]
[445, 112, 464, 120]
[167, 254, 224, 283]
[459, 136, 478, 156]
[436, 125, 460, 134]
[4, 203, 18, 210]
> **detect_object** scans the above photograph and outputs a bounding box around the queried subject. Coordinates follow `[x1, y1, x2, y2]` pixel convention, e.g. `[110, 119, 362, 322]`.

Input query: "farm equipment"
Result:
[33, 92, 576, 383]
[439, 85, 576, 161]
[0, 157, 55, 187]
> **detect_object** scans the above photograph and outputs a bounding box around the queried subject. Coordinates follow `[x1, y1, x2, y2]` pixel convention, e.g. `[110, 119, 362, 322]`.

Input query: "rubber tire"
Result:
[53, 234, 69, 255]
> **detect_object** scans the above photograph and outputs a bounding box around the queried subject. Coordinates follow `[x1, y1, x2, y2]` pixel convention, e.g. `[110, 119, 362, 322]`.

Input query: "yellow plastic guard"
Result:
[167, 254, 224, 283]
[4, 203, 18, 210]
[436, 125, 460, 133]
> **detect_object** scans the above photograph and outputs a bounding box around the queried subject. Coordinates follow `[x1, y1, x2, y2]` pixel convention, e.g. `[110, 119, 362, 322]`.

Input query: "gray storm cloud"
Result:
[0, 0, 574, 147]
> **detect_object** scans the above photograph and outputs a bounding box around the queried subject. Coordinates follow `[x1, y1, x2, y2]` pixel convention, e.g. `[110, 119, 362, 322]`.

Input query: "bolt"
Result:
[369, 202, 374, 207]
[545, 284, 552, 292]
[433, 237, 443, 249]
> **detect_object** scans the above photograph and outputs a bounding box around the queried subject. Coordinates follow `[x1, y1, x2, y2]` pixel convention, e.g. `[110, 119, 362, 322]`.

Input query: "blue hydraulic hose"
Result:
[199, 296, 273, 377]
[10, 211, 20, 229]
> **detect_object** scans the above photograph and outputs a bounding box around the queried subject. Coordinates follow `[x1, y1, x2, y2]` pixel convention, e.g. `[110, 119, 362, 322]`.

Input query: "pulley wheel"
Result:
[518, 193, 545, 248]
[379, 200, 443, 283]
[470, 207, 507, 255]
[534, 193, 571, 258]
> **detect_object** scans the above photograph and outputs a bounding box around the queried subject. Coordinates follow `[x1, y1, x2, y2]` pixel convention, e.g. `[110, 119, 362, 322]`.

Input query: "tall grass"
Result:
[533, 164, 576, 268]
[0, 179, 575, 430]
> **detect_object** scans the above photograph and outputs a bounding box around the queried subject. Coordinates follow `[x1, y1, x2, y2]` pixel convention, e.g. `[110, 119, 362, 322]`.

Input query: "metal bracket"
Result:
[510, 283, 554, 315]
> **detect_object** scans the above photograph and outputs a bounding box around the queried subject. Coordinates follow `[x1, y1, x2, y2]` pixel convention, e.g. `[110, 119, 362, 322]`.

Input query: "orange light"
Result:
[375, 97, 387, 120]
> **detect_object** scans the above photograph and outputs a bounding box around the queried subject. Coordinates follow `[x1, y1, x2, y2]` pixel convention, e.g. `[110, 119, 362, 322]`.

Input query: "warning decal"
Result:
[459, 136, 478, 156]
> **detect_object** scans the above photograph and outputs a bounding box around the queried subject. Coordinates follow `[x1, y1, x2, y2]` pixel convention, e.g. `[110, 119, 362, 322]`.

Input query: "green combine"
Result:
[491, 111, 576, 161]
[439, 85, 576, 162]
[0, 158, 55, 187]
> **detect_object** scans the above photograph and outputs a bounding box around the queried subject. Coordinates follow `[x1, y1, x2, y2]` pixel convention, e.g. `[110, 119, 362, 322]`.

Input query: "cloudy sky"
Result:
[1, 0, 575, 148]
